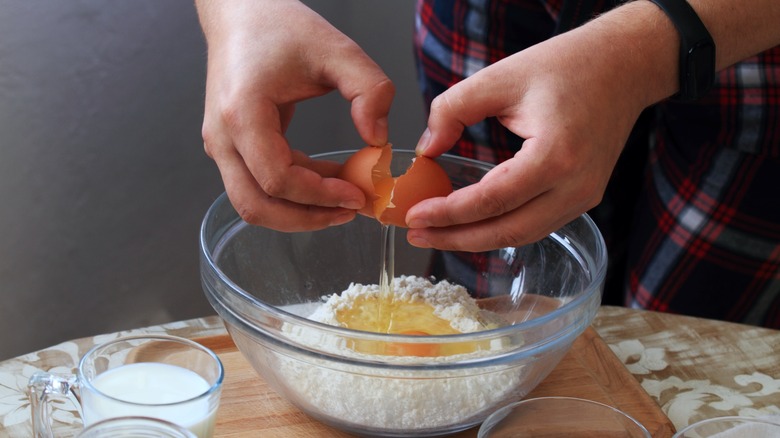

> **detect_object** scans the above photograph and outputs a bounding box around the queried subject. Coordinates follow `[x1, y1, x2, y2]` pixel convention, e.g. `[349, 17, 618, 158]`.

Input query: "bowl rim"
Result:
[672, 415, 780, 436]
[478, 396, 651, 437]
[199, 151, 607, 347]
[312, 148, 497, 171]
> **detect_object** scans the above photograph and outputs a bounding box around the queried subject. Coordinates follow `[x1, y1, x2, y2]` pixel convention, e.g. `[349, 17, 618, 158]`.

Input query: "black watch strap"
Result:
[647, 0, 716, 100]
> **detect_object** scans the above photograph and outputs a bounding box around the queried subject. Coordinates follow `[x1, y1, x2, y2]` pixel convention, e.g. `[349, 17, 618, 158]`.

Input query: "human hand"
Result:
[406, 6, 667, 251]
[196, 0, 395, 231]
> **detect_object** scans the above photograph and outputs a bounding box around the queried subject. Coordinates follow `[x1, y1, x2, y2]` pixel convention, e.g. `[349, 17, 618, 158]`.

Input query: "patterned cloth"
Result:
[413, 0, 780, 328]
[2, 310, 779, 436]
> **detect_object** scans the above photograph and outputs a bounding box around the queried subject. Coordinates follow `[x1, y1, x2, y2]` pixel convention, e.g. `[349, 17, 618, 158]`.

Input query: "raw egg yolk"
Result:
[335, 294, 484, 357]
[337, 145, 453, 227]
[385, 331, 439, 357]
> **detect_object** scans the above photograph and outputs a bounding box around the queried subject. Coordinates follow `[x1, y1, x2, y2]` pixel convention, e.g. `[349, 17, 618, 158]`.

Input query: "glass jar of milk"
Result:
[28, 335, 223, 438]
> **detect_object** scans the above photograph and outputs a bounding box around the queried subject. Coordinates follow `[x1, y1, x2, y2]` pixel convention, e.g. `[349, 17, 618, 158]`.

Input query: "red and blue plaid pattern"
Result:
[629, 50, 780, 327]
[414, 0, 780, 327]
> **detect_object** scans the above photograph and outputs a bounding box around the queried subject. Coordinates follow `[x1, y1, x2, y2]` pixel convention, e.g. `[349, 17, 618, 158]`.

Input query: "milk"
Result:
[81, 362, 217, 438]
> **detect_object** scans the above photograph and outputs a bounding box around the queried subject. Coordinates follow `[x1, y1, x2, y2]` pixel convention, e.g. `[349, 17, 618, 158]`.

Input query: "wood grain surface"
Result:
[196, 327, 675, 437]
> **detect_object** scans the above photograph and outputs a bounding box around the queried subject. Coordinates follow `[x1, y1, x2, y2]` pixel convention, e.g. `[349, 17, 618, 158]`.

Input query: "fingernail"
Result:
[408, 232, 431, 248]
[330, 211, 355, 226]
[406, 217, 432, 229]
[415, 128, 431, 154]
[339, 199, 363, 210]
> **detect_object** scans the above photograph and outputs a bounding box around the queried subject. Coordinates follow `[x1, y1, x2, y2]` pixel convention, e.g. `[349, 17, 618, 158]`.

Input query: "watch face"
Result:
[684, 40, 716, 99]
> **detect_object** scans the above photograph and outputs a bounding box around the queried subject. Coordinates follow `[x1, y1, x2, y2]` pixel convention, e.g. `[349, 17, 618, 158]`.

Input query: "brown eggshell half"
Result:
[338, 145, 453, 227]
[336, 145, 392, 216]
[378, 155, 453, 227]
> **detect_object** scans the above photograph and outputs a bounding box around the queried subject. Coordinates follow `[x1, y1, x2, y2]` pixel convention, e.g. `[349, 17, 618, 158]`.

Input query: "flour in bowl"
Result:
[275, 275, 525, 432]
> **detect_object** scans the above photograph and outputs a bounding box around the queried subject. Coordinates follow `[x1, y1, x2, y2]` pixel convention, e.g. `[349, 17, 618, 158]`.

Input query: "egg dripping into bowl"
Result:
[334, 145, 462, 353]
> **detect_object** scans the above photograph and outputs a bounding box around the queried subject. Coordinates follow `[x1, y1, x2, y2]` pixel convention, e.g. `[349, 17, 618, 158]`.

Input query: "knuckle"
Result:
[475, 191, 508, 218]
[258, 172, 287, 198]
[202, 142, 214, 159]
[235, 202, 263, 225]
[429, 93, 452, 116]
[201, 101, 248, 159]
[202, 131, 216, 159]
[373, 77, 396, 99]
[220, 103, 245, 133]
[435, 86, 468, 116]
[492, 225, 528, 248]
[200, 122, 212, 144]
[200, 116, 220, 157]
[493, 233, 518, 249]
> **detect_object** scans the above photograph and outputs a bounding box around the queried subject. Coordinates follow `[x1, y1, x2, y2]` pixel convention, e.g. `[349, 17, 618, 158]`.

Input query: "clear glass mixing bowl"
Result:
[199, 150, 607, 437]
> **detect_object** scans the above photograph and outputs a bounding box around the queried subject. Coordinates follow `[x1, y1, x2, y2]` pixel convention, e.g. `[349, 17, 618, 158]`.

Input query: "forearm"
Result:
[570, 0, 780, 108]
[689, 0, 780, 69]
[195, 0, 302, 46]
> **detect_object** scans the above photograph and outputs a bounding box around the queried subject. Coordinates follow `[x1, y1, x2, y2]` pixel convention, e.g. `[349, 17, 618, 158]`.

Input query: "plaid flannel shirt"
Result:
[414, 0, 780, 327]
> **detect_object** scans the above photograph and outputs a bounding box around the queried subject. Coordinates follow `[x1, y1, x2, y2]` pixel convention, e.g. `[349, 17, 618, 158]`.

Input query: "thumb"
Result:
[415, 78, 493, 158]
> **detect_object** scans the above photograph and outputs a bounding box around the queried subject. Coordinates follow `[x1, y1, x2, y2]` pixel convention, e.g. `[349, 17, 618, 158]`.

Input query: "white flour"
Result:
[277, 276, 524, 432]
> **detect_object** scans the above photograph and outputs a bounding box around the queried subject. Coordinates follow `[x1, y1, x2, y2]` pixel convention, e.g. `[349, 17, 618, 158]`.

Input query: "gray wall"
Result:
[0, 0, 424, 360]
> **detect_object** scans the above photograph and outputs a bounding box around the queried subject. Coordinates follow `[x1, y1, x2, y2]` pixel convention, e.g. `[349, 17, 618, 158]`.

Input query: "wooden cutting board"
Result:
[196, 327, 675, 437]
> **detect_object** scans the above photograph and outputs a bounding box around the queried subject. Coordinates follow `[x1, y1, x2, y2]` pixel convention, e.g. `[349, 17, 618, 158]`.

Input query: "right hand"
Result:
[196, 0, 395, 231]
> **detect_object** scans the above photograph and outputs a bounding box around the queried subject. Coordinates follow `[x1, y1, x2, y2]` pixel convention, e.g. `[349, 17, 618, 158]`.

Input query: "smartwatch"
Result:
[647, 0, 716, 100]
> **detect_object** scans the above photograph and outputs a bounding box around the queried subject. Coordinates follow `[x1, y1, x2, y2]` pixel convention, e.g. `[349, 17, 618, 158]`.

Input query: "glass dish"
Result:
[199, 150, 608, 437]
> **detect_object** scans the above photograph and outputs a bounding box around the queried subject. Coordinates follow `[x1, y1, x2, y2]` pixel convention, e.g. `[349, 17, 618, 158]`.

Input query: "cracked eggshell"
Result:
[337, 145, 453, 227]
[337, 145, 392, 217]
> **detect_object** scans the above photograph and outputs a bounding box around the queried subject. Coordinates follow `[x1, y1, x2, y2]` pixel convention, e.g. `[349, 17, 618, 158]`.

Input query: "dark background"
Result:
[0, 0, 425, 359]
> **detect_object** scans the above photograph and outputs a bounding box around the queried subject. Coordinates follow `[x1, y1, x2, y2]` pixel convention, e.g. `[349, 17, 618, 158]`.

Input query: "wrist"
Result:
[571, 1, 682, 108]
[646, 0, 716, 100]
